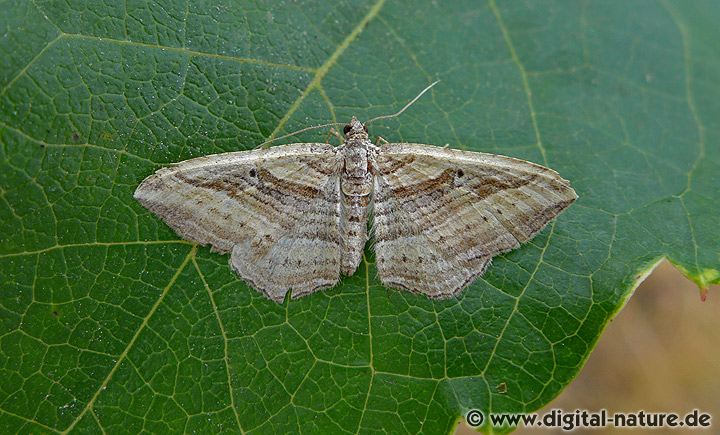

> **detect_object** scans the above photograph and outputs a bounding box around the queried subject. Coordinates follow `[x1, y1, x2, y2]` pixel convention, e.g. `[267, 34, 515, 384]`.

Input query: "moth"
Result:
[135, 92, 577, 302]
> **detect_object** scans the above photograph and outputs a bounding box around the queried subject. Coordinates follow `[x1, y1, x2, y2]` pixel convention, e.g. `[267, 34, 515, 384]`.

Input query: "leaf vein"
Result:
[192, 255, 245, 434]
[61, 245, 196, 434]
[0, 34, 62, 98]
[489, 0, 548, 166]
[60, 33, 316, 73]
[266, 0, 387, 141]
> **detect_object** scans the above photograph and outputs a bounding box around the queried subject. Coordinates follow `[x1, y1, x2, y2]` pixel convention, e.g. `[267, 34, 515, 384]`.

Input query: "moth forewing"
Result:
[134, 143, 345, 302]
[370, 142, 576, 297]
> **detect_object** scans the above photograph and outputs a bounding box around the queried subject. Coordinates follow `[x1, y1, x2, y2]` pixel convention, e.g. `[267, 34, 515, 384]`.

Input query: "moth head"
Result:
[343, 116, 369, 139]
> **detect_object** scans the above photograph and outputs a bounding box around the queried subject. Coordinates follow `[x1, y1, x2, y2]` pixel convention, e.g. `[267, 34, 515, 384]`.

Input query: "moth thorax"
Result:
[343, 144, 370, 178]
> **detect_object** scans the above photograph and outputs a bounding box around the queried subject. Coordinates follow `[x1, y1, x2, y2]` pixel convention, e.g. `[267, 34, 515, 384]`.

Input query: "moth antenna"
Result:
[365, 80, 440, 125]
[257, 122, 346, 148]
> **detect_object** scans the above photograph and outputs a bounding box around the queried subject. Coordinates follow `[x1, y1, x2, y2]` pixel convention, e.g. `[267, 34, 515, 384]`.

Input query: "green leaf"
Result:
[1, 0, 718, 433]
